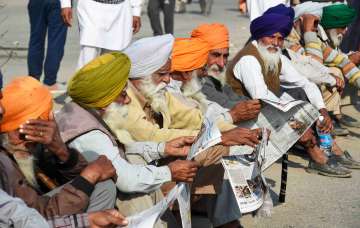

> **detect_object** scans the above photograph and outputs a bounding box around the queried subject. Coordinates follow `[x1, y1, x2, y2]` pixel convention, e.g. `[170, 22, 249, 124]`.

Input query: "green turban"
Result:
[68, 52, 130, 109]
[321, 4, 357, 29]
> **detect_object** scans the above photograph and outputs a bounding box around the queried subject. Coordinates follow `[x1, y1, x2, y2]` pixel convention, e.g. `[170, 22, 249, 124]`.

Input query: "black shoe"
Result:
[339, 114, 360, 128]
[334, 151, 360, 169]
[332, 120, 349, 136]
[306, 157, 352, 178]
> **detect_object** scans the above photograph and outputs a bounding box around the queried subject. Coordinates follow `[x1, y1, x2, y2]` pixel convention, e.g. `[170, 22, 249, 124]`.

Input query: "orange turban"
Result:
[1, 76, 53, 132]
[191, 23, 229, 50]
[171, 38, 210, 72]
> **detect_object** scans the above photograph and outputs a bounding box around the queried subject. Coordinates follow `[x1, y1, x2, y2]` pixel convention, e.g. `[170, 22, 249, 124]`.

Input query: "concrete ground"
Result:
[1, 0, 359, 227]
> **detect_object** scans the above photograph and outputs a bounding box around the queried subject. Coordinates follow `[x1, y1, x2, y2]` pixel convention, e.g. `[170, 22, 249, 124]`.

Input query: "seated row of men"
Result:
[0, 2, 359, 228]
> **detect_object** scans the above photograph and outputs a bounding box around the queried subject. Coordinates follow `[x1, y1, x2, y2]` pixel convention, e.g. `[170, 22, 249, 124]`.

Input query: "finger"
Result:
[20, 124, 51, 133]
[186, 178, 194, 183]
[190, 167, 198, 172]
[104, 212, 129, 226]
[183, 136, 195, 144]
[25, 119, 52, 127]
[242, 139, 256, 147]
[24, 135, 46, 143]
[19, 128, 49, 138]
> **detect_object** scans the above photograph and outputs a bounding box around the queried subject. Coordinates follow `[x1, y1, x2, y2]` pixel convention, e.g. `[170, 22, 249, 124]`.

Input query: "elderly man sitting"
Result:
[0, 76, 117, 218]
[286, 2, 360, 129]
[104, 35, 262, 227]
[56, 52, 200, 227]
[226, 4, 360, 177]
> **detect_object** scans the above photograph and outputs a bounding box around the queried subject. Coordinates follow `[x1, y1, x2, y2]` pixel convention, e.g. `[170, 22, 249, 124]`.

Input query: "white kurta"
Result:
[61, 0, 142, 50]
[247, 0, 290, 21]
[233, 41, 326, 110]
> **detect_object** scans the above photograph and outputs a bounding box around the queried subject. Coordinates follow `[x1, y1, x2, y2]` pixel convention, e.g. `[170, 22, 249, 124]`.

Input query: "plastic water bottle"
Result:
[316, 115, 333, 156]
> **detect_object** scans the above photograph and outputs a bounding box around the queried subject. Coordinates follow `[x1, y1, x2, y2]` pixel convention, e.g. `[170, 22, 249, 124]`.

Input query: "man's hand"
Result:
[334, 76, 345, 93]
[348, 52, 360, 65]
[221, 127, 261, 147]
[132, 16, 141, 34]
[80, 155, 116, 185]
[229, 99, 261, 123]
[298, 128, 316, 148]
[318, 109, 333, 133]
[88, 209, 128, 228]
[164, 136, 195, 157]
[168, 160, 199, 183]
[19, 118, 69, 161]
[301, 14, 319, 32]
[61, 8, 73, 27]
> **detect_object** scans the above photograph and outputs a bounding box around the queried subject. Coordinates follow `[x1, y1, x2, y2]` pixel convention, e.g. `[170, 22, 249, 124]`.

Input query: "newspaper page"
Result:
[177, 183, 191, 228]
[261, 92, 305, 112]
[221, 129, 268, 213]
[127, 184, 181, 228]
[237, 101, 319, 170]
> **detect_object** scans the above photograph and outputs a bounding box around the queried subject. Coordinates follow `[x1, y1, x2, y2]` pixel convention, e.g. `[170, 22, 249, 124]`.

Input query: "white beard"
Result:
[103, 103, 135, 144]
[328, 29, 343, 48]
[181, 72, 209, 113]
[14, 154, 39, 189]
[139, 76, 169, 114]
[257, 42, 281, 76]
[207, 64, 227, 86]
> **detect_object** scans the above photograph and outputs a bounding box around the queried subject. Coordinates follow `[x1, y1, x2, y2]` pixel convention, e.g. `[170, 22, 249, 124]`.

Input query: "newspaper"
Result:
[261, 92, 304, 112]
[127, 118, 222, 228]
[237, 101, 319, 170]
[221, 128, 268, 214]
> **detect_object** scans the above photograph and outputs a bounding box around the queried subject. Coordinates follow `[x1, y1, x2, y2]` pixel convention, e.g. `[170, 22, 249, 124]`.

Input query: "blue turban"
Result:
[264, 3, 295, 20]
[250, 13, 293, 40]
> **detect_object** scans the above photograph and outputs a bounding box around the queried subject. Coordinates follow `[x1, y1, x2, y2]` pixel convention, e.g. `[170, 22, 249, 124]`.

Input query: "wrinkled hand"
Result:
[298, 128, 317, 148]
[317, 109, 333, 133]
[221, 127, 261, 147]
[334, 76, 345, 93]
[19, 117, 68, 161]
[229, 99, 261, 123]
[88, 209, 128, 228]
[132, 16, 141, 34]
[301, 14, 319, 32]
[164, 136, 195, 157]
[168, 160, 199, 183]
[348, 52, 360, 65]
[81, 155, 116, 185]
[61, 7, 73, 27]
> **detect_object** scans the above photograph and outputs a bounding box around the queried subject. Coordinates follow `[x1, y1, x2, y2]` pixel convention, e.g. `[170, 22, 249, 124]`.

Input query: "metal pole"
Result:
[279, 153, 288, 203]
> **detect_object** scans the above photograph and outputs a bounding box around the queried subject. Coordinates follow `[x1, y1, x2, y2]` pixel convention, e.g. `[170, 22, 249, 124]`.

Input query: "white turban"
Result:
[124, 34, 175, 79]
[294, 2, 332, 21]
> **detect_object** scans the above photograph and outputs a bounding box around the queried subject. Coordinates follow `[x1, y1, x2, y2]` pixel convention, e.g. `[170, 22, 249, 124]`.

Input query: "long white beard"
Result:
[181, 72, 209, 113]
[103, 103, 135, 144]
[139, 76, 169, 114]
[328, 29, 343, 48]
[257, 43, 281, 76]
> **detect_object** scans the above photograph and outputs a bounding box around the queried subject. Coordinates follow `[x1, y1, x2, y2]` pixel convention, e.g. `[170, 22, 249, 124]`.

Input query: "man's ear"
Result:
[48, 111, 54, 121]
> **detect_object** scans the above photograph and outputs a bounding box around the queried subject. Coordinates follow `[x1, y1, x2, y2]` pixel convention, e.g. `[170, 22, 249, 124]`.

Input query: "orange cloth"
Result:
[191, 23, 229, 50]
[1, 76, 53, 132]
[171, 38, 210, 72]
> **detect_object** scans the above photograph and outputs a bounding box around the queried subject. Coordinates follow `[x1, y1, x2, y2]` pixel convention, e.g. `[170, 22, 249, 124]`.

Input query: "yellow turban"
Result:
[191, 23, 229, 50]
[171, 38, 210, 72]
[68, 52, 130, 109]
[1, 76, 53, 132]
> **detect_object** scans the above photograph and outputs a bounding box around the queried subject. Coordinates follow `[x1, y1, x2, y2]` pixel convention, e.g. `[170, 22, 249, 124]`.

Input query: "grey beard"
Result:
[14, 154, 39, 189]
[328, 29, 343, 48]
[139, 76, 169, 114]
[182, 72, 209, 113]
[207, 64, 227, 86]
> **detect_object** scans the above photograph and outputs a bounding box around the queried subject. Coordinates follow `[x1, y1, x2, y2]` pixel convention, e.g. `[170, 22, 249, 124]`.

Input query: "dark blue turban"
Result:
[264, 3, 295, 20]
[250, 13, 293, 40]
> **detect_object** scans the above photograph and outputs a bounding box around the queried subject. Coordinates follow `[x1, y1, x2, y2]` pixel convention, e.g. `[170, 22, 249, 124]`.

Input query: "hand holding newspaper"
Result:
[127, 118, 222, 228]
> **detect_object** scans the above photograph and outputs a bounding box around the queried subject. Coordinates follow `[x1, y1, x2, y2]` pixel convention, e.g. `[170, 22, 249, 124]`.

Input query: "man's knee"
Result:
[87, 180, 117, 212]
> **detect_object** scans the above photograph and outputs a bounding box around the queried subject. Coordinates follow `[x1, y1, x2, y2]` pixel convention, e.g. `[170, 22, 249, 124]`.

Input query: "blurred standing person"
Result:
[27, 0, 67, 92]
[199, 0, 213, 15]
[341, 0, 360, 53]
[247, 0, 290, 21]
[148, 0, 175, 35]
[60, 0, 143, 69]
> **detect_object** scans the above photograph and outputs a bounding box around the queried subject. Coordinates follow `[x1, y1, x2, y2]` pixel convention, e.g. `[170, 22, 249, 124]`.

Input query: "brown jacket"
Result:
[226, 42, 282, 97]
[0, 147, 92, 218]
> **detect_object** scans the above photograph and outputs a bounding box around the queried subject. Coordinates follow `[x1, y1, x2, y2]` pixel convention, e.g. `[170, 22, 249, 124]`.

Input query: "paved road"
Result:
[1, 1, 360, 227]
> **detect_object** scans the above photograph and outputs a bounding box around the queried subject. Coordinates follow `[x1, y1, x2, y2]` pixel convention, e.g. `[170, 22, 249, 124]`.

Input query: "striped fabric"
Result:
[285, 29, 360, 85]
[47, 213, 90, 228]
